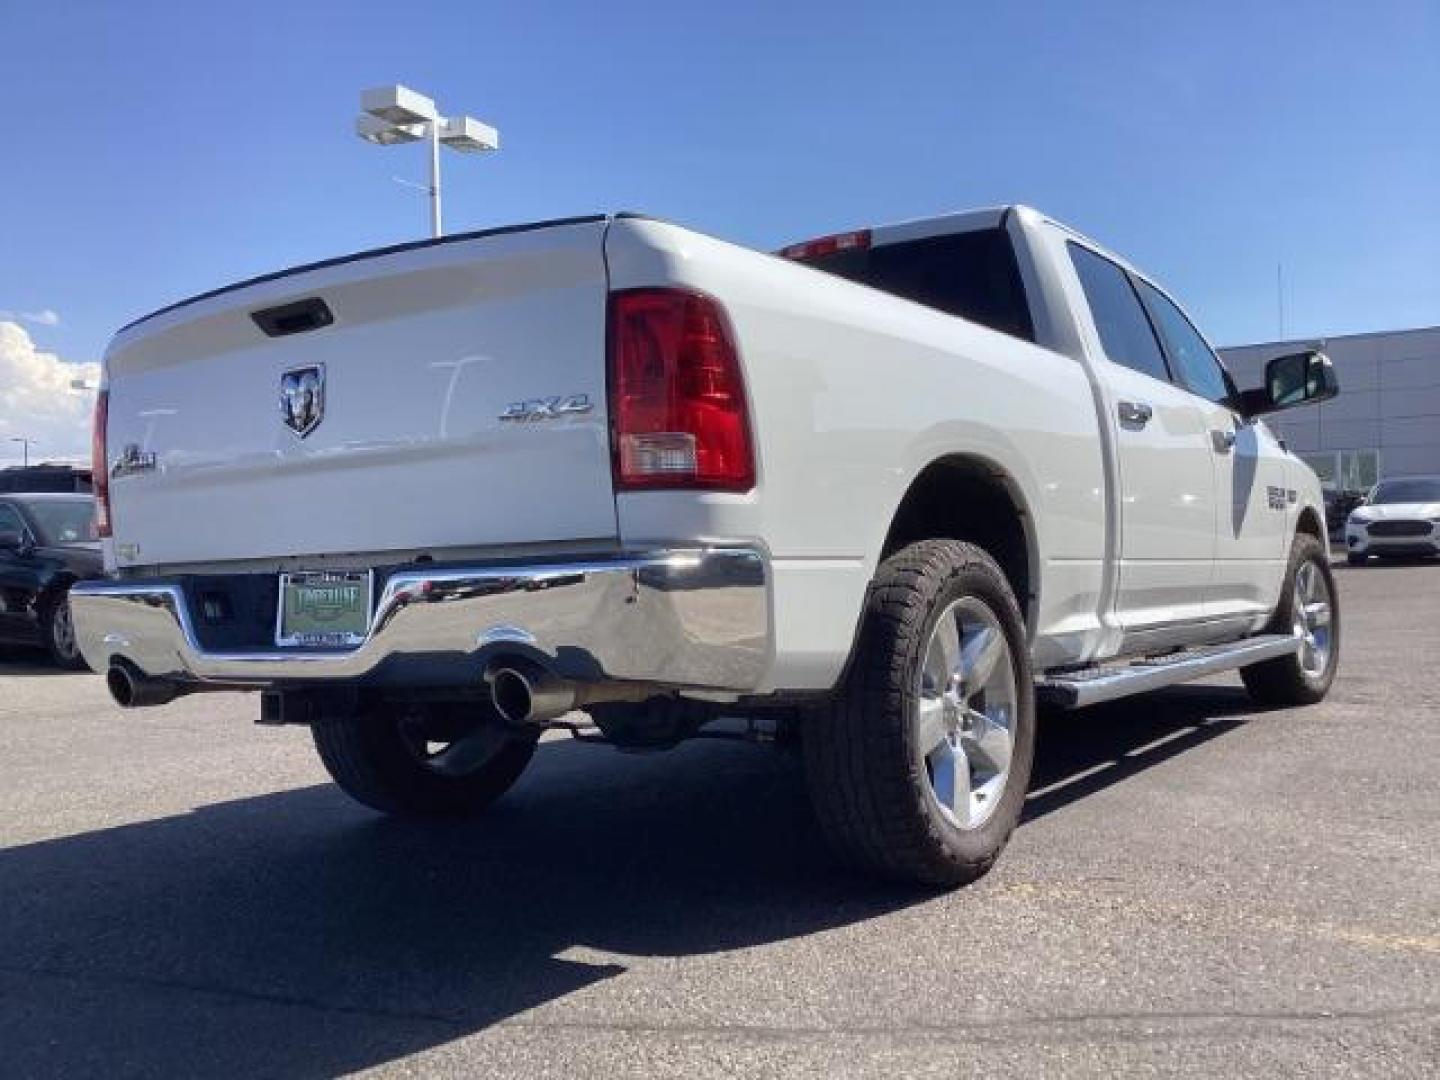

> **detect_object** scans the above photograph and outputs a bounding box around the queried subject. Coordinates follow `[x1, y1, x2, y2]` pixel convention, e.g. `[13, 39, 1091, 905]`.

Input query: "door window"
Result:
[0, 504, 26, 536]
[1136, 281, 1233, 404]
[1067, 244, 1170, 383]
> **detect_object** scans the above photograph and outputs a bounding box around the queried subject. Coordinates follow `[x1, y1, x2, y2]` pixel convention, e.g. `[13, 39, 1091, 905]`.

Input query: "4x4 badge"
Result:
[498, 393, 593, 422]
[280, 364, 325, 437]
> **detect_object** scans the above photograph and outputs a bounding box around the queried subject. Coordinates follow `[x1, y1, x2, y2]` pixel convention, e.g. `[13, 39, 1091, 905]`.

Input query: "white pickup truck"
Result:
[72, 206, 1341, 886]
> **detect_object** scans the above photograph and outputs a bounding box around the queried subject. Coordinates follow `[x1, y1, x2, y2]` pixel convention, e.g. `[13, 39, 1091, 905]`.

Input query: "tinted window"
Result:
[802, 228, 1035, 342]
[1371, 478, 1440, 504]
[1137, 281, 1231, 403]
[1068, 244, 1169, 382]
[0, 503, 25, 536]
[24, 498, 96, 544]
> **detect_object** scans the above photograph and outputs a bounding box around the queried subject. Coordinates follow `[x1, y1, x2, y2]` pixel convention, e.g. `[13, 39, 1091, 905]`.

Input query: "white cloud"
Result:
[0, 308, 61, 327]
[0, 321, 100, 466]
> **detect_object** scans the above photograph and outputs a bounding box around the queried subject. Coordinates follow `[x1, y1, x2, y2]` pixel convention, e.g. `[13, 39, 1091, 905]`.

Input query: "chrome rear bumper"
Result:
[70, 547, 771, 693]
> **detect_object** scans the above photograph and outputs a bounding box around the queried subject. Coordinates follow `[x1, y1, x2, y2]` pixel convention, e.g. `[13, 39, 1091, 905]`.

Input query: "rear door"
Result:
[1136, 280, 1289, 620]
[1067, 244, 1216, 632]
[103, 218, 618, 568]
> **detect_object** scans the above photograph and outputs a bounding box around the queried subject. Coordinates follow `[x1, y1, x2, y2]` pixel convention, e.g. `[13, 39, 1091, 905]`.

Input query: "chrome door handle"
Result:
[1118, 400, 1153, 427]
[1211, 429, 1236, 453]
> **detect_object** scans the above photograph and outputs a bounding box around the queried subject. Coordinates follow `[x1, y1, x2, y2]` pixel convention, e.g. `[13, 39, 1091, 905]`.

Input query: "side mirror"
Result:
[1237, 349, 1339, 419]
[0, 530, 30, 555]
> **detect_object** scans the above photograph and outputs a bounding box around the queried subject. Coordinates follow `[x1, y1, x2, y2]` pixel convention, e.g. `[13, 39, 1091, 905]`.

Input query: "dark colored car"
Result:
[1324, 488, 1367, 535]
[0, 493, 102, 668]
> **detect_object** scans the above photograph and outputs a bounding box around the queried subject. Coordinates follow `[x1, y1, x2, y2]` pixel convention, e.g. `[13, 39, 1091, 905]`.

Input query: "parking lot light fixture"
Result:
[355, 115, 424, 146]
[439, 116, 500, 153]
[357, 84, 500, 239]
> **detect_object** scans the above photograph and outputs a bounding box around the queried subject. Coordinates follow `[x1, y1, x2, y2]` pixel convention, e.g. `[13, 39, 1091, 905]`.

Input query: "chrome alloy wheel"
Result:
[916, 596, 1017, 831]
[1292, 559, 1334, 678]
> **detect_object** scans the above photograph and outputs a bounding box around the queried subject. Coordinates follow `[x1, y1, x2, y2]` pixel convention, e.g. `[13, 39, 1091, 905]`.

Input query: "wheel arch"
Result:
[879, 454, 1040, 631]
[1294, 504, 1325, 546]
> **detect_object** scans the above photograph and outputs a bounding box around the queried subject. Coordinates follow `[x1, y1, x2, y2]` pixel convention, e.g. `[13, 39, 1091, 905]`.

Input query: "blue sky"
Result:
[2, 0, 1437, 370]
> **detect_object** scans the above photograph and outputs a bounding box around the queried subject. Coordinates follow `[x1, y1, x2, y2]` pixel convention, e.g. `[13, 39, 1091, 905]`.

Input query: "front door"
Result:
[1135, 280, 1289, 622]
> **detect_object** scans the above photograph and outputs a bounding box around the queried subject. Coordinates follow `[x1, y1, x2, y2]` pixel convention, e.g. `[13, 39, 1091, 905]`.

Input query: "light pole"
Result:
[10, 436, 35, 467]
[356, 85, 499, 238]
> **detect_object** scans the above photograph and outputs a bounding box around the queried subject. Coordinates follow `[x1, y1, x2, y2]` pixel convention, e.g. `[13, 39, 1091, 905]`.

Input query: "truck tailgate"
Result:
[103, 218, 617, 567]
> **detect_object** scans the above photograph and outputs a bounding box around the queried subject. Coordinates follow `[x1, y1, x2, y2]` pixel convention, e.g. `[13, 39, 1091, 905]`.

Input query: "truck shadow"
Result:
[0, 685, 1260, 1076]
[1027, 683, 1256, 822]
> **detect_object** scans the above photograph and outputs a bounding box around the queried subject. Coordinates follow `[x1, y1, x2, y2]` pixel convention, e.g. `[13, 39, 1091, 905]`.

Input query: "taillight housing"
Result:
[607, 288, 755, 492]
[92, 389, 111, 538]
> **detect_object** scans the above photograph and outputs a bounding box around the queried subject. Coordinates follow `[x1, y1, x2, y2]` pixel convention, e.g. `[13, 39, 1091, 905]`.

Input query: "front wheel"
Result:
[312, 701, 536, 817]
[803, 539, 1035, 888]
[1241, 533, 1340, 706]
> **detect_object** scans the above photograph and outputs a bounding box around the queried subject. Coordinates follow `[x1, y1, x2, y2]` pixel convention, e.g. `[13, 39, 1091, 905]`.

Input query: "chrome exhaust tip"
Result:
[106, 663, 180, 708]
[485, 659, 580, 725]
[484, 658, 662, 726]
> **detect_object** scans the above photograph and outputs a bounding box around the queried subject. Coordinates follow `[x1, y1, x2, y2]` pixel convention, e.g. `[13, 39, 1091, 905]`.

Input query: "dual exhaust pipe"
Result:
[106, 662, 238, 709]
[484, 657, 650, 726]
[106, 662, 184, 708]
[106, 656, 647, 721]
[486, 659, 577, 725]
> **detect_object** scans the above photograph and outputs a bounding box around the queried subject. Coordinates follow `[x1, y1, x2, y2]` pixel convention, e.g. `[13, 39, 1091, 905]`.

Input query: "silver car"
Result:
[1345, 476, 1440, 565]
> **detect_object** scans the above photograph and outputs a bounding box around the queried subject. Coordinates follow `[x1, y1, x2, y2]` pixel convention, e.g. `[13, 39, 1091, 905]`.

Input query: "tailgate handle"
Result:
[250, 297, 334, 338]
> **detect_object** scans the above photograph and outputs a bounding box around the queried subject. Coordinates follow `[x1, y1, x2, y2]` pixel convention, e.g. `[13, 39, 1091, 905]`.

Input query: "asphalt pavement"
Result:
[1, 560, 1436, 1077]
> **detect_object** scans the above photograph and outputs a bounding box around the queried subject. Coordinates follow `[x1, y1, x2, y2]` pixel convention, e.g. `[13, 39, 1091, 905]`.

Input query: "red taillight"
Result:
[778, 228, 871, 261]
[607, 288, 755, 492]
[92, 389, 111, 538]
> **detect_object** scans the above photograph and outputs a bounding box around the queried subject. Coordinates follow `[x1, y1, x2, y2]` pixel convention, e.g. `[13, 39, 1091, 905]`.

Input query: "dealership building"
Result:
[1221, 324, 1440, 493]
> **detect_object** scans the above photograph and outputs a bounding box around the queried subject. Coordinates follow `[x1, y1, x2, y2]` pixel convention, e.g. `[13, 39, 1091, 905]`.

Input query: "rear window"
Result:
[798, 228, 1035, 342]
[24, 498, 97, 544]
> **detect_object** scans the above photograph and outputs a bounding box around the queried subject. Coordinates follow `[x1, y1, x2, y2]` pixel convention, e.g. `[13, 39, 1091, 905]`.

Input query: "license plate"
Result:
[275, 570, 373, 647]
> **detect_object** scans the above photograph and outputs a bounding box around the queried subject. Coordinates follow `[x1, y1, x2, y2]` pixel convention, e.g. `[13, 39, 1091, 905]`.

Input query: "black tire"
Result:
[40, 587, 87, 670]
[803, 539, 1035, 888]
[1241, 533, 1340, 707]
[1346, 552, 1367, 566]
[312, 701, 536, 817]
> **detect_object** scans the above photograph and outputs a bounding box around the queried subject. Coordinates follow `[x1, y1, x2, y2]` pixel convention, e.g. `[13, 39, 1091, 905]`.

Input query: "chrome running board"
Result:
[1038, 634, 1300, 709]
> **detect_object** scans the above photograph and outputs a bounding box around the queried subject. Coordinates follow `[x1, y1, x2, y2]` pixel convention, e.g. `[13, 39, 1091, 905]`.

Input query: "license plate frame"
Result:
[274, 569, 374, 648]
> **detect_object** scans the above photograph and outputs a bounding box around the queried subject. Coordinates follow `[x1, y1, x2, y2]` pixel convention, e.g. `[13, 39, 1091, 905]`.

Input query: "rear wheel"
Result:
[312, 701, 536, 817]
[803, 539, 1035, 888]
[40, 588, 86, 670]
[1241, 533, 1339, 706]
